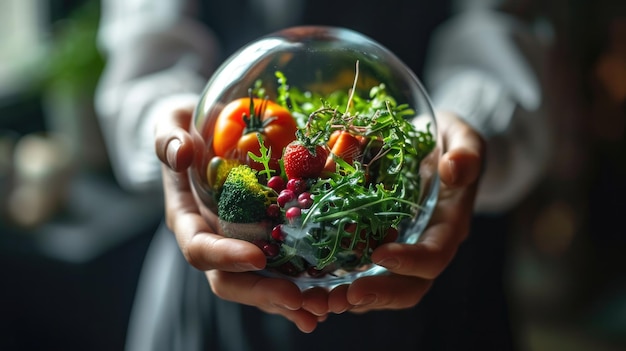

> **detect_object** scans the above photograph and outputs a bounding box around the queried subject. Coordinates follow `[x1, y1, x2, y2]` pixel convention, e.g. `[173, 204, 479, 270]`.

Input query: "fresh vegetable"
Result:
[217, 164, 275, 224]
[212, 96, 297, 170]
[323, 130, 362, 174]
[209, 63, 436, 278]
[206, 156, 239, 190]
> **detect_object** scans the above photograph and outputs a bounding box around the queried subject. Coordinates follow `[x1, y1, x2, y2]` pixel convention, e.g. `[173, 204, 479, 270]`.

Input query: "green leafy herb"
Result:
[266, 63, 435, 269]
[242, 62, 436, 272]
[247, 133, 274, 178]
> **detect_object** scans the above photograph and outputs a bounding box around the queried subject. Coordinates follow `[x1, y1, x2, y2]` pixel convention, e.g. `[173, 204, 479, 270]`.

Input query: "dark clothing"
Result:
[200, 0, 452, 76]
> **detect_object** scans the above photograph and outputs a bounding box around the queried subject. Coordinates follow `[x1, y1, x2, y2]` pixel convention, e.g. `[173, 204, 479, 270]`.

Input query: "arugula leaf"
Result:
[247, 133, 274, 178]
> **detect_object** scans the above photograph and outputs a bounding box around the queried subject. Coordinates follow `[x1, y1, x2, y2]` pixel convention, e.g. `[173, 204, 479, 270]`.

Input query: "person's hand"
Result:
[326, 110, 485, 314]
[154, 101, 328, 332]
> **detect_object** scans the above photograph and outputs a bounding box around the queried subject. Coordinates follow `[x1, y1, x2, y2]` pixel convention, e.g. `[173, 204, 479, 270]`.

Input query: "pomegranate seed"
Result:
[277, 189, 295, 208]
[267, 176, 285, 192]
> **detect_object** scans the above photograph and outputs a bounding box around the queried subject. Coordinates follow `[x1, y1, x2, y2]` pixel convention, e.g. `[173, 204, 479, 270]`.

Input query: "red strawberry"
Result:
[283, 141, 329, 179]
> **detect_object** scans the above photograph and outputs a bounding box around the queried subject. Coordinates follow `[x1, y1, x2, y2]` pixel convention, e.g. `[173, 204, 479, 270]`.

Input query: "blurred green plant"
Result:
[38, 0, 105, 95]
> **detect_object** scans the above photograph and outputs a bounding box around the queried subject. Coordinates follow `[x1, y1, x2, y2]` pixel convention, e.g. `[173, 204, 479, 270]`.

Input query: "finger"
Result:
[302, 287, 330, 317]
[371, 222, 461, 279]
[372, 172, 477, 279]
[207, 271, 320, 333]
[346, 275, 432, 312]
[155, 106, 196, 171]
[436, 111, 485, 188]
[208, 270, 302, 309]
[278, 309, 321, 333]
[440, 147, 483, 189]
[184, 232, 267, 272]
[162, 165, 266, 271]
[328, 284, 353, 314]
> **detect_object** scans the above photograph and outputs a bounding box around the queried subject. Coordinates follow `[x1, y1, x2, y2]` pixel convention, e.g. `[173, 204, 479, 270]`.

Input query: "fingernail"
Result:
[354, 294, 376, 306]
[272, 302, 299, 311]
[448, 159, 457, 185]
[234, 262, 263, 271]
[302, 302, 327, 317]
[166, 139, 181, 169]
[332, 305, 350, 314]
[376, 257, 399, 269]
[309, 309, 327, 317]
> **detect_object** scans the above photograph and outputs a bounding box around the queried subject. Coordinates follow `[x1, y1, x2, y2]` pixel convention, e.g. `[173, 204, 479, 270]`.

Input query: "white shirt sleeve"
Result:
[424, 9, 552, 213]
[95, 0, 219, 192]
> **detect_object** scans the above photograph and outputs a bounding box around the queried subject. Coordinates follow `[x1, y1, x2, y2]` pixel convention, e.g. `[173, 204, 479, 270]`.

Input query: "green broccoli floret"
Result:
[217, 165, 271, 223]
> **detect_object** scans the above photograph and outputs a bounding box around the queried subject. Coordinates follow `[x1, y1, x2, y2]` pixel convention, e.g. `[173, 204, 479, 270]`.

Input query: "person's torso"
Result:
[198, 0, 452, 76]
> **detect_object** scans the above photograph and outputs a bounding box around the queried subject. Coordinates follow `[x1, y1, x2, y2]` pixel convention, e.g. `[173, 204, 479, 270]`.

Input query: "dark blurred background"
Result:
[0, 0, 624, 350]
[0, 1, 163, 350]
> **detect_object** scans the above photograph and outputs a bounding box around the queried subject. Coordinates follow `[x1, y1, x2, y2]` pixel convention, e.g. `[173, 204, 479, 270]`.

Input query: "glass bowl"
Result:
[189, 26, 440, 290]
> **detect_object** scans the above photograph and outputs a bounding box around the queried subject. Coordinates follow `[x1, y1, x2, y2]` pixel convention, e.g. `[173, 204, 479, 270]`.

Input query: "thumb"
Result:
[154, 100, 197, 172]
[436, 111, 485, 188]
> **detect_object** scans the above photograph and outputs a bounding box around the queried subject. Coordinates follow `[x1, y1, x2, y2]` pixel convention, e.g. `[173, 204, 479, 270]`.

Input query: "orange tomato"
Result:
[213, 97, 297, 169]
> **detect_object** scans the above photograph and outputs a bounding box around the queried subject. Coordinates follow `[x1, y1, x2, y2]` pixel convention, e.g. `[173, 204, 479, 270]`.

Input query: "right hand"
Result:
[326, 110, 485, 314]
[154, 100, 329, 332]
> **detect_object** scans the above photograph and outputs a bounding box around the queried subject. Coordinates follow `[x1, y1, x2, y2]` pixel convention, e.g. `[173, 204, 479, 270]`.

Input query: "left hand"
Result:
[326, 110, 485, 313]
[155, 101, 329, 333]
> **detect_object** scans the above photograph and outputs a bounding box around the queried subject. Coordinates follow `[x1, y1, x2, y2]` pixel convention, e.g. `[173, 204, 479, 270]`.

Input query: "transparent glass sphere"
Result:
[190, 26, 440, 289]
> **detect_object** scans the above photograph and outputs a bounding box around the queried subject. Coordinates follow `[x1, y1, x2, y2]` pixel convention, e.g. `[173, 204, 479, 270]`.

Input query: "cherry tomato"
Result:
[324, 130, 363, 173]
[213, 97, 297, 169]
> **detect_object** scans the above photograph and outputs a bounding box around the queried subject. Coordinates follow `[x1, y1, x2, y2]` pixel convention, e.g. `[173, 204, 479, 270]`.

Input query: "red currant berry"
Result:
[266, 203, 281, 218]
[307, 266, 326, 278]
[277, 189, 295, 208]
[275, 262, 300, 276]
[383, 227, 399, 243]
[286, 178, 307, 194]
[267, 176, 285, 193]
[340, 237, 353, 250]
[262, 242, 280, 257]
[297, 192, 313, 209]
[271, 225, 285, 241]
[285, 206, 302, 223]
